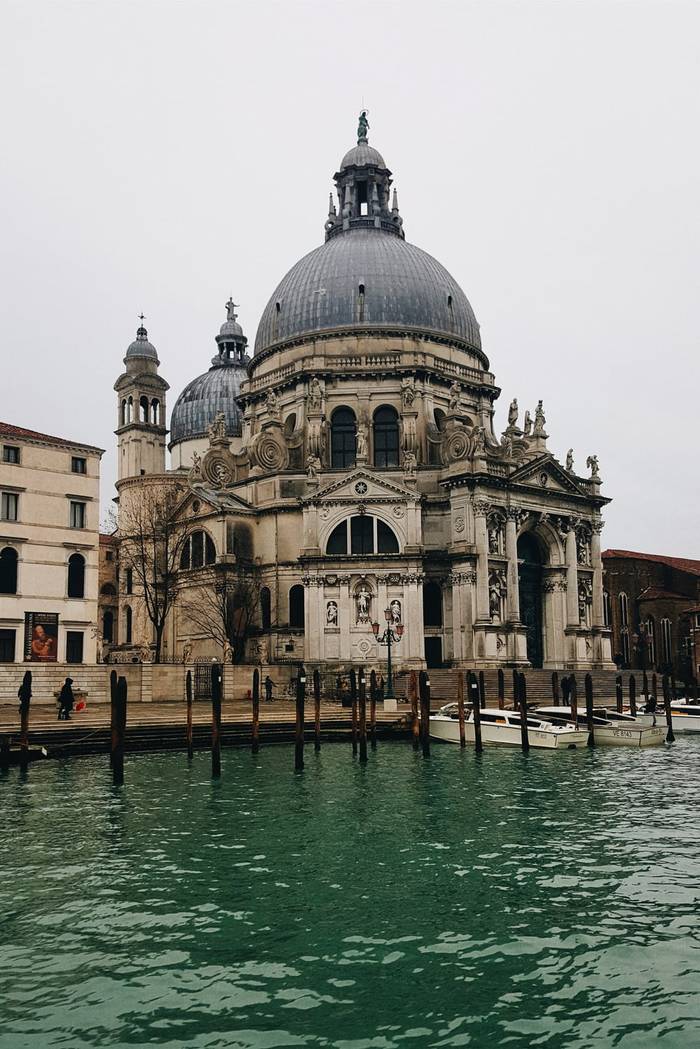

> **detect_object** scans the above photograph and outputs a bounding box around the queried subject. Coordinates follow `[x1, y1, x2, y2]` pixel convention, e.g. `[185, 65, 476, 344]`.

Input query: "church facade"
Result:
[111, 115, 613, 674]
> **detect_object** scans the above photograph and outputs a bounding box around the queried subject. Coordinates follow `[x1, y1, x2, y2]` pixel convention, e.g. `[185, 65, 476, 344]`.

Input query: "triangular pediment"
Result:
[508, 455, 588, 495]
[303, 468, 418, 506]
[173, 483, 254, 522]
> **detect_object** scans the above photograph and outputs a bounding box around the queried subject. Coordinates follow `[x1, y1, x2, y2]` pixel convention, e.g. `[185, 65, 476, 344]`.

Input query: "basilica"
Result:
[111, 114, 613, 674]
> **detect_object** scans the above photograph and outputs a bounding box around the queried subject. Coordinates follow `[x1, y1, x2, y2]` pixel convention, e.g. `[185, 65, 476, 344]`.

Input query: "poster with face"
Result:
[24, 612, 59, 662]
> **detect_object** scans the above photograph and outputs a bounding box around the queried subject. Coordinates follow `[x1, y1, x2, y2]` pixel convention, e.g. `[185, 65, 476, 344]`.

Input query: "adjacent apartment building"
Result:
[0, 422, 103, 666]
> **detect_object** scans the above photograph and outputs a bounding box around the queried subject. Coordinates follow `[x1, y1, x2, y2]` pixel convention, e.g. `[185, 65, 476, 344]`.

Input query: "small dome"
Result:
[125, 324, 158, 362]
[340, 142, 386, 170]
[219, 318, 244, 339]
[169, 364, 245, 446]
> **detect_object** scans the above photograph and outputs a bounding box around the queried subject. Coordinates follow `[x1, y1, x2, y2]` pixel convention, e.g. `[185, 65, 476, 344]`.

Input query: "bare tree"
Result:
[117, 482, 190, 663]
[182, 565, 262, 664]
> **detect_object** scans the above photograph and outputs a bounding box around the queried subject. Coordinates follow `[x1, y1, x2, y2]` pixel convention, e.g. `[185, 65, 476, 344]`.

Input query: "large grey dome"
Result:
[170, 365, 245, 445]
[254, 229, 482, 356]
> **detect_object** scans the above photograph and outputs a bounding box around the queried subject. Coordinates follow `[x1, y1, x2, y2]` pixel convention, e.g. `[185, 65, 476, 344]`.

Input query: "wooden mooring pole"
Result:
[478, 671, 486, 708]
[497, 668, 505, 710]
[313, 669, 321, 753]
[18, 670, 32, 770]
[409, 670, 420, 750]
[518, 672, 529, 753]
[369, 670, 377, 750]
[456, 671, 466, 748]
[211, 663, 222, 779]
[512, 668, 519, 710]
[585, 673, 595, 747]
[642, 670, 649, 705]
[295, 665, 306, 771]
[350, 669, 358, 757]
[358, 667, 368, 763]
[112, 675, 127, 786]
[629, 674, 637, 718]
[252, 669, 260, 755]
[615, 675, 623, 715]
[662, 674, 675, 744]
[186, 669, 194, 760]
[569, 674, 578, 729]
[419, 670, 431, 758]
[469, 672, 482, 754]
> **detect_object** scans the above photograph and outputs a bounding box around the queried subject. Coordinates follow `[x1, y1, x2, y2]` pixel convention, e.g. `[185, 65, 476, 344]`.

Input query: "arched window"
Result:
[67, 553, 85, 599]
[619, 592, 629, 628]
[373, 406, 399, 468]
[121, 399, 127, 426]
[103, 610, 114, 644]
[150, 399, 160, 425]
[331, 407, 356, 469]
[289, 584, 305, 628]
[127, 396, 133, 423]
[260, 587, 272, 630]
[646, 616, 656, 667]
[125, 606, 132, 645]
[0, 547, 18, 595]
[423, 581, 443, 627]
[324, 516, 400, 555]
[434, 408, 447, 432]
[139, 396, 149, 423]
[661, 618, 672, 667]
[180, 530, 216, 570]
[283, 413, 296, 439]
[603, 591, 611, 627]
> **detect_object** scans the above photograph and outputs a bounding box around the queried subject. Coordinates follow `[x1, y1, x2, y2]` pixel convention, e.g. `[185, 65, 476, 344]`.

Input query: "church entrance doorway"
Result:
[425, 637, 443, 668]
[518, 533, 544, 668]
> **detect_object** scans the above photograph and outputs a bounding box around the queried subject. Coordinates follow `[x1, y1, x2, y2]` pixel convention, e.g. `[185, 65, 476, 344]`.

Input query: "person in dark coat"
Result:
[17, 671, 32, 719]
[58, 678, 75, 720]
[264, 675, 274, 702]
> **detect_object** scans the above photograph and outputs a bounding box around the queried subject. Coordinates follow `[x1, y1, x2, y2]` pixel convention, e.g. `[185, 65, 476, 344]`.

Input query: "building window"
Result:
[67, 553, 85, 599]
[330, 407, 357, 469]
[125, 568, 133, 594]
[0, 628, 16, 662]
[0, 547, 18, 594]
[603, 591, 611, 627]
[373, 406, 400, 468]
[71, 456, 87, 474]
[2, 446, 20, 464]
[105, 550, 114, 562]
[619, 592, 628, 628]
[70, 501, 86, 529]
[66, 631, 84, 664]
[139, 396, 149, 423]
[180, 530, 216, 570]
[261, 587, 272, 630]
[289, 584, 305, 628]
[124, 606, 132, 644]
[1, 492, 19, 522]
[645, 617, 656, 667]
[423, 581, 443, 627]
[621, 629, 631, 668]
[661, 618, 672, 667]
[150, 399, 160, 425]
[325, 516, 400, 556]
[103, 610, 114, 644]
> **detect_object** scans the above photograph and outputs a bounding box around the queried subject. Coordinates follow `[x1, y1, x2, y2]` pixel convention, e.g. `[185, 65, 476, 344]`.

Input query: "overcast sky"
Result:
[1, 0, 698, 555]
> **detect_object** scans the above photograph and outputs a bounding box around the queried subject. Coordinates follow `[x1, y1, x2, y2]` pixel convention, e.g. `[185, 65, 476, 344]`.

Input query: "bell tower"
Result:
[114, 318, 169, 480]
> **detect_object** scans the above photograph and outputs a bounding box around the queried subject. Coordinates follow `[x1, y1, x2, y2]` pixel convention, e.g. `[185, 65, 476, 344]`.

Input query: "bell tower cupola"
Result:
[114, 316, 169, 481]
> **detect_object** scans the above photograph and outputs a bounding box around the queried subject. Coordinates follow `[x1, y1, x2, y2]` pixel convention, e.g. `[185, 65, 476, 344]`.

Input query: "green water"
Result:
[1, 741, 699, 1049]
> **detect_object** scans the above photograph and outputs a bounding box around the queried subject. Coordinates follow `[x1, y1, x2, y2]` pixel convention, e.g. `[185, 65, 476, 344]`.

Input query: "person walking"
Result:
[264, 675, 274, 703]
[58, 677, 75, 720]
[17, 671, 32, 719]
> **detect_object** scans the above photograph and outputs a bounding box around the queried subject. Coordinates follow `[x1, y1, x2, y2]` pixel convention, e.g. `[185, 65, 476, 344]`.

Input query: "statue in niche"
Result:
[577, 533, 590, 566]
[326, 601, 338, 626]
[472, 426, 486, 455]
[448, 381, 462, 410]
[307, 376, 322, 410]
[402, 379, 417, 407]
[403, 448, 417, 479]
[533, 400, 546, 436]
[586, 454, 600, 478]
[390, 600, 401, 625]
[488, 521, 501, 555]
[508, 398, 518, 428]
[356, 585, 371, 624]
[265, 389, 280, 417]
[306, 454, 321, 480]
[566, 448, 574, 472]
[489, 572, 505, 621]
[523, 410, 532, 436]
[356, 425, 367, 458]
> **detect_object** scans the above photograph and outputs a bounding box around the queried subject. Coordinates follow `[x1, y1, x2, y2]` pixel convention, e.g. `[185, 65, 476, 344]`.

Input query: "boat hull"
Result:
[591, 725, 665, 747]
[428, 716, 588, 749]
[635, 712, 700, 734]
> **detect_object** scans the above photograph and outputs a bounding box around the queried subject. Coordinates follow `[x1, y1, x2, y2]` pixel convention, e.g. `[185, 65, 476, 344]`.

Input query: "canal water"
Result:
[1, 741, 699, 1048]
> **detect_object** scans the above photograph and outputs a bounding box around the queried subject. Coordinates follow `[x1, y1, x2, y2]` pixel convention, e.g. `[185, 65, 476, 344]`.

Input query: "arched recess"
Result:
[330, 407, 356, 469]
[139, 396, 149, 423]
[373, 406, 399, 468]
[150, 399, 160, 425]
[0, 547, 18, 595]
[324, 516, 400, 555]
[260, 587, 272, 630]
[103, 610, 114, 644]
[180, 530, 216, 570]
[67, 553, 86, 599]
[289, 584, 305, 629]
[517, 532, 545, 668]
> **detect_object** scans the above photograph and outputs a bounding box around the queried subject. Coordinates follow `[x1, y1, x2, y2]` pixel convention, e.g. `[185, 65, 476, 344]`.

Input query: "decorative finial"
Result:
[225, 297, 239, 322]
[357, 108, 369, 144]
[136, 312, 147, 338]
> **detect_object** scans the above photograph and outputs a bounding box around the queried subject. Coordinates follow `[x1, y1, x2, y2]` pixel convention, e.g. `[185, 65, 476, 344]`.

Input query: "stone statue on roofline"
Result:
[566, 449, 574, 472]
[523, 410, 532, 436]
[533, 400, 546, 436]
[508, 398, 518, 428]
[358, 109, 370, 142]
[586, 454, 600, 478]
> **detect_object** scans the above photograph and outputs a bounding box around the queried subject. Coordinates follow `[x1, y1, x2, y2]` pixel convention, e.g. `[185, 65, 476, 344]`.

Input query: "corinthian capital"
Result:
[472, 498, 491, 518]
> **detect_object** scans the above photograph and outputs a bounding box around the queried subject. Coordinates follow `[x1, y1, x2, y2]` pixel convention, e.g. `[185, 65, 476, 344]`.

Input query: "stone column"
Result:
[591, 522, 604, 627]
[564, 524, 579, 627]
[306, 577, 321, 662]
[473, 499, 491, 622]
[505, 510, 520, 622]
[403, 572, 424, 663]
[340, 576, 352, 661]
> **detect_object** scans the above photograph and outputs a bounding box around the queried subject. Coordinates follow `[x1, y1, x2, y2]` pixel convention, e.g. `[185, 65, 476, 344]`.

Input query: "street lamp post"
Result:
[372, 607, 404, 699]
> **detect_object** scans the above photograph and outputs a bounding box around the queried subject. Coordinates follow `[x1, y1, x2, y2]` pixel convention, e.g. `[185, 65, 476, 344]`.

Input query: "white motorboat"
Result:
[635, 698, 700, 734]
[428, 704, 589, 749]
[534, 706, 665, 747]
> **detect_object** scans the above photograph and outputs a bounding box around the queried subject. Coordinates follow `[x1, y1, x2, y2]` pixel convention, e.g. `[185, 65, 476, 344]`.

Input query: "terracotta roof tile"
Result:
[602, 549, 700, 577]
[0, 421, 104, 455]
